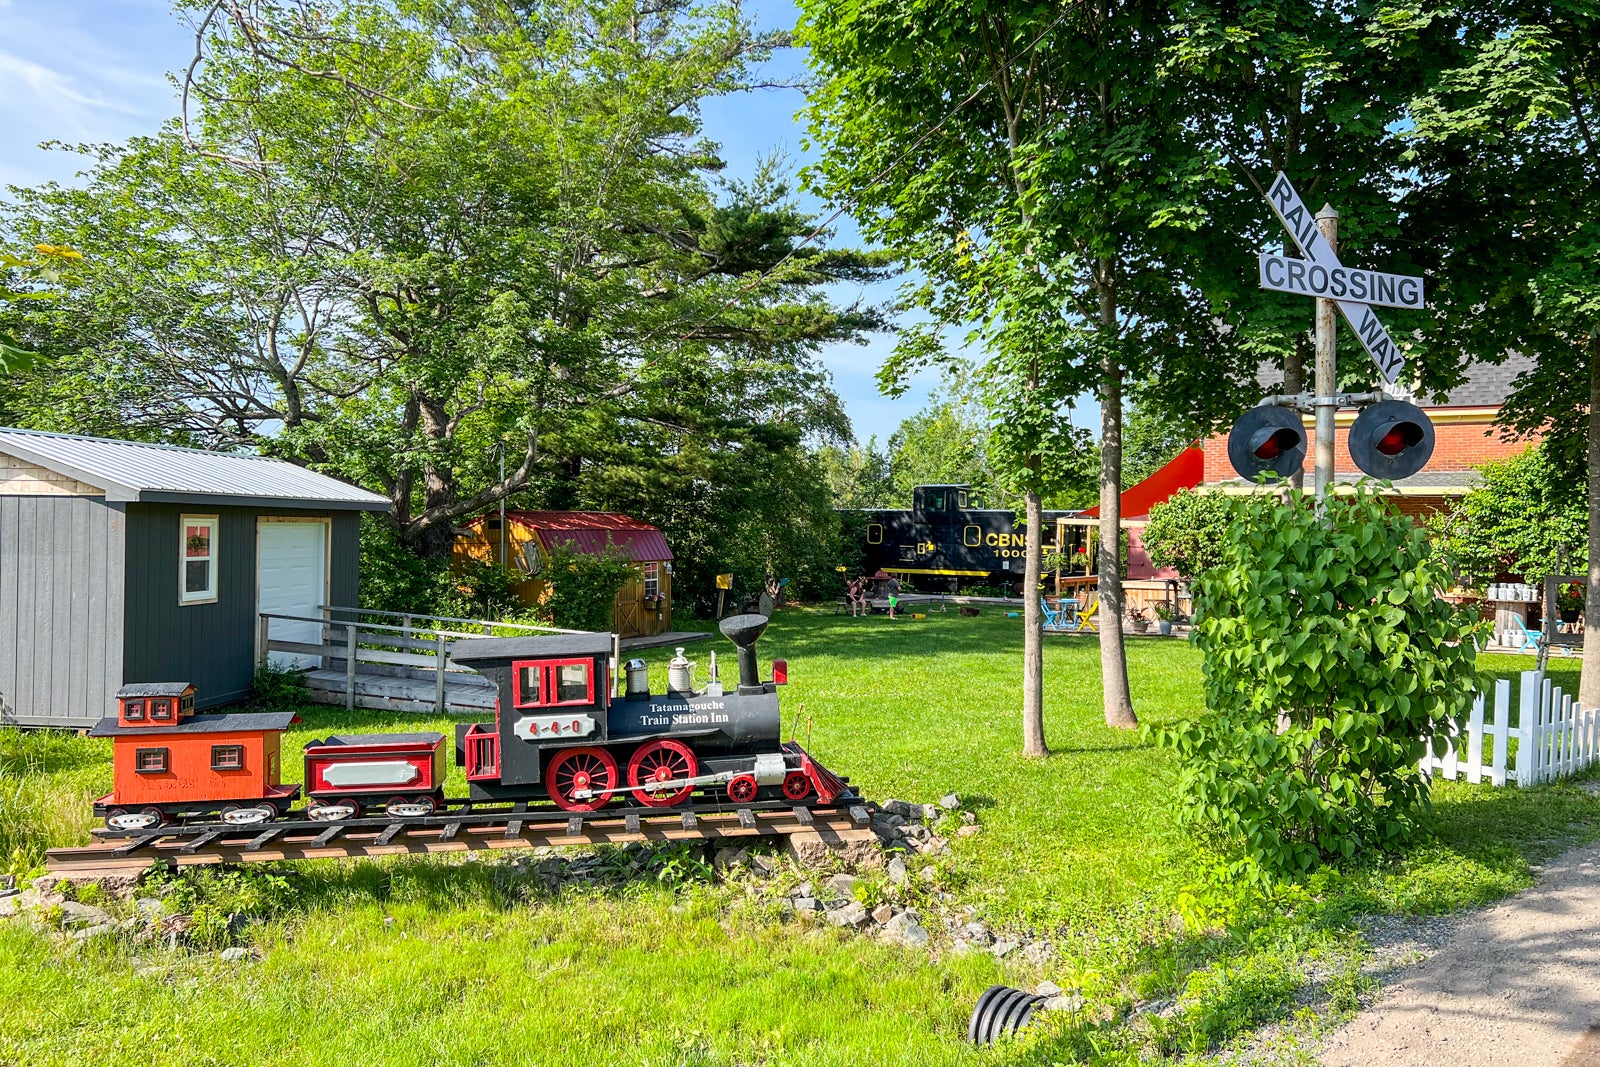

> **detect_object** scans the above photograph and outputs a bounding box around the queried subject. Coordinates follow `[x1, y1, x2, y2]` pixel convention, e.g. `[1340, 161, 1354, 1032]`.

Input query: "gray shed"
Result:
[0, 429, 390, 727]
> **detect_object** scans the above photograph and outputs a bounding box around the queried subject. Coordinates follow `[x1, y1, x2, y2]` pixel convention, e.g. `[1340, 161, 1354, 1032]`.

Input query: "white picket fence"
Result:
[1420, 670, 1600, 787]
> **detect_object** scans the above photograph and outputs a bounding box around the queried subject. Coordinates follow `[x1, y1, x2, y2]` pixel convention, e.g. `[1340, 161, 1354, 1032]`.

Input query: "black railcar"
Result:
[849, 484, 1088, 593]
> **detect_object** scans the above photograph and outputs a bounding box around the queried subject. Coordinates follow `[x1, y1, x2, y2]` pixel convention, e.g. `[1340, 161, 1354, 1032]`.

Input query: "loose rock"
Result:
[57, 901, 110, 930]
[886, 856, 908, 885]
[828, 902, 869, 928]
[881, 799, 913, 817]
[940, 793, 961, 811]
[826, 873, 860, 899]
[792, 896, 820, 912]
[70, 923, 116, 942]
[219, 946, 251, 963]
[962, 921, 993, 947]
[1036, 981, 1063, 997]
[871, 903, 895, 925]
[992, 939, 1019, 958]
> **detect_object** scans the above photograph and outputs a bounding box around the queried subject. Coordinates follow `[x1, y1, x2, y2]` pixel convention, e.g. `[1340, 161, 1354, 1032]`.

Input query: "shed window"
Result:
[150, 699, 173, 721]
[124, 700, 146, 722]
[135, 748, 169, 774]
[180, 516, 219, 604]
[211, 745, 245, 771]
[866, 523, 883, 545]
[513, 659, 594, 708]
[964, 525, 982, 547]
[642, 561, 660, 599]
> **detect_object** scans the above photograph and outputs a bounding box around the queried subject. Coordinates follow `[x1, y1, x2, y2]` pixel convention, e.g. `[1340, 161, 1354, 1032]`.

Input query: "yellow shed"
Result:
[453, 510, 673, 638]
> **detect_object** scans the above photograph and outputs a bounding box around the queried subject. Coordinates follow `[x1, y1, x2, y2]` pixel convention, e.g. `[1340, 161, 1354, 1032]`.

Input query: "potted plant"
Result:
[1153, 602, 1173, 635]
[1557, 582, 1584, 623]
[1127, 606, 1150, 634]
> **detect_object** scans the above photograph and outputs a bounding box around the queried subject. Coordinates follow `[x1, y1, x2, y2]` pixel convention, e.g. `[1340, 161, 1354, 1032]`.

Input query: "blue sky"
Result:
[0, 0, 964, 444]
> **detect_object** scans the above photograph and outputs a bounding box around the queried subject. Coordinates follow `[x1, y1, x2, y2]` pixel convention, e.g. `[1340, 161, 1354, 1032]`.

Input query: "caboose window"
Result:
[899, 545, 916, 561]
[958, 490, 969, 508]
[135, 748, 169, 774]
[211, 745, 245, 771]
[124, 700, 146, 722]
[179, 515, 219, 604]
[150, 699, 173, 721]
[964, 525, 981, 547]
[925, 490, 945, 511]
[866, 524, 883, 545]
[513, 659, 594, 708]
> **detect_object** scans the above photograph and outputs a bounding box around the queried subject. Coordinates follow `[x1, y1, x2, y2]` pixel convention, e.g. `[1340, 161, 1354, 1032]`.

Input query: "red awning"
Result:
[1081, 447, 1204, 521]
[475, 510, 673, 562]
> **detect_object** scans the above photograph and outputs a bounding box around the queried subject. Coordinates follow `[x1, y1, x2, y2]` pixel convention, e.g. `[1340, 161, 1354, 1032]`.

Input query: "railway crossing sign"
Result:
[1260, 171, 1421, 382]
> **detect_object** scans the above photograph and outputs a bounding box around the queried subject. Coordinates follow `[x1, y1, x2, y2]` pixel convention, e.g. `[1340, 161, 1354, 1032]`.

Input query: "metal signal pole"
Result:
[1314, 204, 1339, 504]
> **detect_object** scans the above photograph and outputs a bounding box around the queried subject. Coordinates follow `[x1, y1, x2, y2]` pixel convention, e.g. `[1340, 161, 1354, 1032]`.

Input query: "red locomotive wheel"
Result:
[781, 771, 813, 802]
[547, 746, 619, 812]
[627, 740, 699, 808]
[727, 774, 759, 804]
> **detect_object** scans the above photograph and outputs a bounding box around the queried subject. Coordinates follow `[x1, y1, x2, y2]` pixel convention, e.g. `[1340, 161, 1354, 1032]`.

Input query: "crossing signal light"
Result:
[1227, 405, 1308, 482]
[1349, 399, 1434, 480]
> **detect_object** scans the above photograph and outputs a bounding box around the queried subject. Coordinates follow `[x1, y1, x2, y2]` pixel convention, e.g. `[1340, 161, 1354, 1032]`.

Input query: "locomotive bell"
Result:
[719, 613, 769, 691]
[667, 647, 695, 694]
[624, 658, 651, 702]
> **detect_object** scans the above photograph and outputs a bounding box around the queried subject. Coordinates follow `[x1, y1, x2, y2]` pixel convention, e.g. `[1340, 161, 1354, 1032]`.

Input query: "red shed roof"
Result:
[480, 510, 673, 562]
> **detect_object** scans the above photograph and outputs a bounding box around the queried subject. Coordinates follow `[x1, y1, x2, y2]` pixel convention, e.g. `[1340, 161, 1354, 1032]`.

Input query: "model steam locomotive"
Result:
[91, 614, 845, 830]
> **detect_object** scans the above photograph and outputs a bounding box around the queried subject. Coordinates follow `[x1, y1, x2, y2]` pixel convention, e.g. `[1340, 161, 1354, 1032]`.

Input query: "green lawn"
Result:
[1, 609, 1596, 1065]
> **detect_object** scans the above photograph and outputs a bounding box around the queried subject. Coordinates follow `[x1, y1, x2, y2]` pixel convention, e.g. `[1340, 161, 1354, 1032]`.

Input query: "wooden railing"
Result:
[256, 605, 619, 712]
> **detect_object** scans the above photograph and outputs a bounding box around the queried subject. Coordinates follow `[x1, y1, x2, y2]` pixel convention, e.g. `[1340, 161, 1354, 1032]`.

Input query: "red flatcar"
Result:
[90, 683, 300, 830]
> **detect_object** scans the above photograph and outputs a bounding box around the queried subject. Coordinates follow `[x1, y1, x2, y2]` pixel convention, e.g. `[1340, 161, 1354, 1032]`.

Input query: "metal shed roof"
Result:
[0, 428, 390, 511]
[465, 510, 673, 562]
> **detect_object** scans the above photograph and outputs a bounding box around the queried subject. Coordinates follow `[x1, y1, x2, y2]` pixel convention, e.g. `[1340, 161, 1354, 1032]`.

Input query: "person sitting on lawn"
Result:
[846, 575, 866, 616]
[886, 575, 902, 619]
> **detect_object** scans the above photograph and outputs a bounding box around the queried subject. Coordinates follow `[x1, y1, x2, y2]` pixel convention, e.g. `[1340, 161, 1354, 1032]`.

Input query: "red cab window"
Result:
[150, 699, 173, 721]
[124, 700, 146, 722]
[135, 748, 169, 774]
[211, 745, 245, 771]
[512, 659, 593, 708]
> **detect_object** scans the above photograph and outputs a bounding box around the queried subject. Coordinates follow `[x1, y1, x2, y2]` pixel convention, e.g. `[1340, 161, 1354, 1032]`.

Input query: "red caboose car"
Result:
[90, 683, 300, 829]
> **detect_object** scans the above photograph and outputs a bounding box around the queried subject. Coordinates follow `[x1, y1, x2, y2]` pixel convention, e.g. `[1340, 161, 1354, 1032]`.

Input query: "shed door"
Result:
[258, 521, 328, 670]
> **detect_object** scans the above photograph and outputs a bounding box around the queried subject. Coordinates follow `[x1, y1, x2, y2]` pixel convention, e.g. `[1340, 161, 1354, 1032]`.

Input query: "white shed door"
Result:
[258, 522, 327, 669]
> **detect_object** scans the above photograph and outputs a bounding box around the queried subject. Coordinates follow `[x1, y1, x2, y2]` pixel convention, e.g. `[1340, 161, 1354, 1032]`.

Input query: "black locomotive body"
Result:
[450, 614, 838, 811]
[851, 484, 1087, 593]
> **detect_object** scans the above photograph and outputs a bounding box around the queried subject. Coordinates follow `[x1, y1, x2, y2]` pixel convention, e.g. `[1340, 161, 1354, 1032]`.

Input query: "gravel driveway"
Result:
[1321, 839, 1600, 1067]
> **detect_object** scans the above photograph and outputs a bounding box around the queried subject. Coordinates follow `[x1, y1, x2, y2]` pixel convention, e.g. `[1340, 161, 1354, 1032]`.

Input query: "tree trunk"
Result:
[1022, 487, 1048, 756]
[1098, 257, 1137, 728]
[1582, 337, 1600, 709]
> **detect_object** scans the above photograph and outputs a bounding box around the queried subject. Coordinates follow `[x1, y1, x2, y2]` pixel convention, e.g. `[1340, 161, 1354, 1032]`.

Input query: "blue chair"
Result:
[1041, 596, 1065, 631]
[1509, 615, 1543, 652]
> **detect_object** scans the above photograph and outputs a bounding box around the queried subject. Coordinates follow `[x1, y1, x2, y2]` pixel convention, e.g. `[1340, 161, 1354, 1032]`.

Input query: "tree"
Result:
[1384, 0, 1600, 704]
[800, 0, 1241, 740]
[886, 397, 1002, 506]
[1142, 488, 1237, 580]
[0, 243, 79, 375]
[1429, 446, 1586, 588]
[817, 437, 895, 509]
[4, 0, 884, 564]
[1121, 391, 1200, 489]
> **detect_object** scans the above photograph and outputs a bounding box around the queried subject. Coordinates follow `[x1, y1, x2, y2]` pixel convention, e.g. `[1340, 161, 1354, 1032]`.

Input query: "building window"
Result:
[211, 745, 245, 771]
[150, 699, 173, 721]
[124, 700, 146, 722]
[513, 659, 594, 708]
[135, 748, 169, 774]
[964, 525, 981, 548]
[642, 561, 660, 599]
[180, 515, 219, 604]
[867, 523, 883, 545]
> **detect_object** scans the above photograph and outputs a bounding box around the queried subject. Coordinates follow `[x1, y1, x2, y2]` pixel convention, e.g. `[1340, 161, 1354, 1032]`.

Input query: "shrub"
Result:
[251, 662, 309, 707]
[1156, 488, 1484, 877]
[539, 543, 638, 632]
[1142, 488, 1238, 579]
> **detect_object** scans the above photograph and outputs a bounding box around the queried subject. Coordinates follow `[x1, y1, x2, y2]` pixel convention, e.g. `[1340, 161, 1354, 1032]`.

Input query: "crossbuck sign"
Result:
[1259, 172, 1420, 382]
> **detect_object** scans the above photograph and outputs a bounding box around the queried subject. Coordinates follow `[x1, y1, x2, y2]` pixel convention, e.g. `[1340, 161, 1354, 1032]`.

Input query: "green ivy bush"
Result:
[1142, 487, 1238, 579]
[1156, 488, 1484, 877]
[539, 543, 638, 632]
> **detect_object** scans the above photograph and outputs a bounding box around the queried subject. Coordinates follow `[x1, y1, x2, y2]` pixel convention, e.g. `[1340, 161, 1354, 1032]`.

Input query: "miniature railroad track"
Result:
[46, 797, 876, 877]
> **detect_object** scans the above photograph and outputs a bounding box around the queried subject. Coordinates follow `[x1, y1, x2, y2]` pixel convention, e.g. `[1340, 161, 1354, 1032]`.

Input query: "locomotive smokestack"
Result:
[718, 613, 769, 690]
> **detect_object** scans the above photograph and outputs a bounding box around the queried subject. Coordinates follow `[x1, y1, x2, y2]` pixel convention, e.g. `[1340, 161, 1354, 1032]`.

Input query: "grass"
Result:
[1, 609, 1597, 1065]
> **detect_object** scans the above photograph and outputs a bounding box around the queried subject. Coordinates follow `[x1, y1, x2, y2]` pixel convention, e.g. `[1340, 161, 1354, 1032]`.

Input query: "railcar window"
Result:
[925, 490, 945, 511]
[135, 748, 169, 774]
[515, 664, 542, 706]
[211, 745, 245, 771]
[964, 525, 981, 547]
[150, 700, 173, 721]
[555, 663, 590, 703]
[899, 545, 916, 561]
[958, 490, 969, 508]
[867, 523, 883, 544]
[124, 700, 146, 722]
